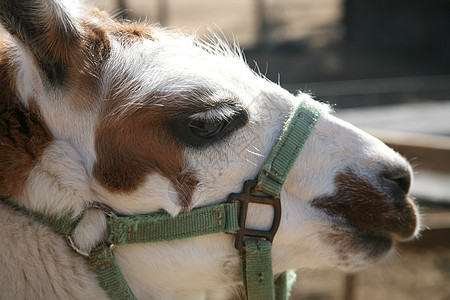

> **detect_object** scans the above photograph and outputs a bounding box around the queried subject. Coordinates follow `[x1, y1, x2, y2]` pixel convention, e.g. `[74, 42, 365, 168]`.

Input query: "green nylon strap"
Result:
[0, 198, 79, 235]
[31, 211, 79, 235]
[257, 98, 324, 198]
[243, 239, 275, 300]
[107, 202, 239, 245]
[90, 244, 137, 300]
[243, 246, 296, 300]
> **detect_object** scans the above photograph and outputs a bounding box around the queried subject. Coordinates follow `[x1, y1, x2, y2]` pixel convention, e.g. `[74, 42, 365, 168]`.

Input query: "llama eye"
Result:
[169, 110, 248, 148]
[188, 119, 227, 139]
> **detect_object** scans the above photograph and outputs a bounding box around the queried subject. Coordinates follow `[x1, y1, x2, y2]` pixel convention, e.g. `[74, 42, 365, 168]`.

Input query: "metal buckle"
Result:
[66, 203, 118, 257]
[227, 180, 282, 252]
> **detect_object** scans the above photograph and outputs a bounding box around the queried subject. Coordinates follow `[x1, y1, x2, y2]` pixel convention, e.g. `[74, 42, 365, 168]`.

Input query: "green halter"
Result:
[2, 97, 324, 300]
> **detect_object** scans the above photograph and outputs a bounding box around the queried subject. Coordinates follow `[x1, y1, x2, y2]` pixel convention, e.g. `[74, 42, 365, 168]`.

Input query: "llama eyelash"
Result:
[169, 107, 248, 148]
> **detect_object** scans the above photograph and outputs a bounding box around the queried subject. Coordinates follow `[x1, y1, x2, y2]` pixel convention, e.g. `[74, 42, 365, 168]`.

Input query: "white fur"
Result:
[18, 140, 91, 216]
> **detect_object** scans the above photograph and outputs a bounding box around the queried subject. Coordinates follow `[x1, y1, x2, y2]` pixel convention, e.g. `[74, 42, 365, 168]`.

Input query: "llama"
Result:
[0, 0, 420, 299]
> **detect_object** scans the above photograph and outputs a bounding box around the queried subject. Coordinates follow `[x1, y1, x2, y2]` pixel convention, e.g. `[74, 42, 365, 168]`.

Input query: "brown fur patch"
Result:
[111, 23, 156, 45]
[86, 8, 156, 45]
[93, 91, 200, 210]
[312, 169, 417, 239]
[68, 21, 111, 109]
[81, 22, 111, 75]
[0, 45, 53, 198]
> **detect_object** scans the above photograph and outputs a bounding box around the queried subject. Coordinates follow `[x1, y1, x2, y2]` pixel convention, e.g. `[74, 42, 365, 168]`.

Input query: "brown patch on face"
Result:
[0, 47, 53, 198]
[93, 90, 206, 210]
[312, 169, 417, 239]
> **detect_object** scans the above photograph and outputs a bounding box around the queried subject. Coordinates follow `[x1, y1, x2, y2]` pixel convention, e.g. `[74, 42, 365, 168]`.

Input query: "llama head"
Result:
[0, 0, 419, 298]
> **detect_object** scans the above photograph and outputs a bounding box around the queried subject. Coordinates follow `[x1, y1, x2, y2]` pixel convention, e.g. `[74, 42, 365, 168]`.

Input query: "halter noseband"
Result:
[2, 97, 324, 300]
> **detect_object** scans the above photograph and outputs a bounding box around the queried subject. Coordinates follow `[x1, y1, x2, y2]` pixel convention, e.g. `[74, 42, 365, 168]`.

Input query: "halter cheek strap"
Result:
[257, 98, 324, 197]
[1, 97, 325, 300]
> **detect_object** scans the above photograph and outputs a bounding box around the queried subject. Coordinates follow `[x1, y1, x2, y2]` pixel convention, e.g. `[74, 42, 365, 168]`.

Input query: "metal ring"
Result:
[66, 203, 119, 257]
[87, 203, 118, 218]
[66, 235, 90, 257]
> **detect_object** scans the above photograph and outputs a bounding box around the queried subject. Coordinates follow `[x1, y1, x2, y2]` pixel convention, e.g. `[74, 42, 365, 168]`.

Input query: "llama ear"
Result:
[0, 0, 84, 85]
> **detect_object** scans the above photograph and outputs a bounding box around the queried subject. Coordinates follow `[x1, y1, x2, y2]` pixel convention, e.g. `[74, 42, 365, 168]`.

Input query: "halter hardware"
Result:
[88, 202, 119, 218]
[66, 203, 118, 257]
[227, 180, 281, 253]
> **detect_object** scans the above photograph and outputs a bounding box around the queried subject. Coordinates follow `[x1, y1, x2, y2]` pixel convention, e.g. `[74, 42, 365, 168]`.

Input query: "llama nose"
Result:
[376, 164, 417, 239]
[382, 167, 411, 193]
[380, 165, 412, 200]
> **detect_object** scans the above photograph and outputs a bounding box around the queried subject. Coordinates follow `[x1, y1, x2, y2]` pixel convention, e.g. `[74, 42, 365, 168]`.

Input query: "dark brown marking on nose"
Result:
[312, 169, 417, 240]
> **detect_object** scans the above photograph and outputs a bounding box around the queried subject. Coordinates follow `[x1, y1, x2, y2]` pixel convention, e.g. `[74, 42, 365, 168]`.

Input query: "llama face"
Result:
[0, 0, 419, 297]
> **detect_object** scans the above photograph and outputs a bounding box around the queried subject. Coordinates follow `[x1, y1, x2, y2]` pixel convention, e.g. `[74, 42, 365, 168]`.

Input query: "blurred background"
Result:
[91, 0, 450, 299]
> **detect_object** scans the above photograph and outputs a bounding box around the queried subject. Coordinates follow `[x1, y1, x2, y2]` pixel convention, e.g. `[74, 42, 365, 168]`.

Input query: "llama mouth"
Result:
[348, 229, 393, 258]
[328, 226, 394, 260]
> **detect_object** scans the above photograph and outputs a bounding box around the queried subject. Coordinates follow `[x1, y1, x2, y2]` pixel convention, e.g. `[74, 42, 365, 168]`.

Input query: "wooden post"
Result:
[157, 0, 169, 26]
[117, 0, 128, 19]
[254, 0, 268, 45]
[343, 273, 356, 300]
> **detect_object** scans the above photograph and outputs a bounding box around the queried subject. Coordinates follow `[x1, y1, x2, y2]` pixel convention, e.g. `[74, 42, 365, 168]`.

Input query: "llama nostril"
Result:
[382, 169, 411, 195]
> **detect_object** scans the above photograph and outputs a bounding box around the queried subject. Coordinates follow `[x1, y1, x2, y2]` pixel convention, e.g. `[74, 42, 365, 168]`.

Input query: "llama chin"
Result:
[0, 1, 419, 299]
